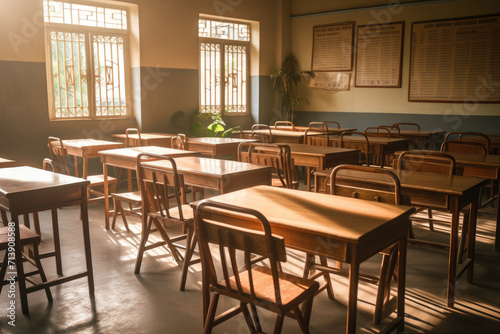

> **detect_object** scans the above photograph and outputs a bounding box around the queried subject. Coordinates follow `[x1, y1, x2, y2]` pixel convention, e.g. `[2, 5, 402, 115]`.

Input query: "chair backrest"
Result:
[47, 136, 70, 175]
[379, 125, 400, 136]
[330, 164, 402, 204]
[444, 132, 491, 152]
[42, 158, 55, 172]
[392, 122, 420, 130]
[340, 131, 370, 166]
[304, 129, 331, 146]
[125, 128, 142, 147]
[136, 153, 187, 221]
[251, 124, 273, 143]
[274, 120, 294, 131]
[171, 133, 187, 150]
[194, 200, 286, 304]
[308, 121, 341, 131]
[440, 140, 487, 155]
[364, 126, 393, 138]
[396, 150, 455, 175]
[237, 143, 296, 189]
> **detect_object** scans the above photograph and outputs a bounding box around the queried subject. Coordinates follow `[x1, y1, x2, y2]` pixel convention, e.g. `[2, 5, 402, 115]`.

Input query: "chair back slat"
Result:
[251, 124, 273, 142]
[171, 133, 187, 149]
[125, 128, 142, 147]
[47, 136, 70, 176]
[274, 121, 294, 131]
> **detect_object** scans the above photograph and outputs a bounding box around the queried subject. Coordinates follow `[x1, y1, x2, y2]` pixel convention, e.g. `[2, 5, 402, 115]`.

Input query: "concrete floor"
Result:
[1, 194, 500, 333]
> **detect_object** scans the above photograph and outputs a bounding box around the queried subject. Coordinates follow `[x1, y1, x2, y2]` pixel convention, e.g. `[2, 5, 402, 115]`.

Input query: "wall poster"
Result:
[311, 22, 355, 72]
[409, 14, 500, 103]
[308, 72, 351, 91]
[355, 22, 404, 88]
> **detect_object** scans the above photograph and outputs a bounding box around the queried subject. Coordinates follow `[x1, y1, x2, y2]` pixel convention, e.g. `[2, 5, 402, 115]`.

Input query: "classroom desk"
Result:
[191, 185, 415, 334]
[385, 129, 445, 149]
[260, 143, 360, 190]
[330, 136, 409, 167]
[142, 156, 273, 194]
[62, 139, 124, 178]
[186, 137, 258, 159]
[441, 151, 500, 251]
[0, 158, 16, 168]
[99, 146, 199, 229]
[0, 166, 93, 314]
[112, 133, 176, 148]
[239, 128, 356, 144]
[314, 167, 486, 307]
[275, 125, 356, 133]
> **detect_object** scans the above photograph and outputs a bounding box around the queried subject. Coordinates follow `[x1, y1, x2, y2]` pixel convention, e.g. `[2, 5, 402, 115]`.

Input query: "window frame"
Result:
[43, 2, 132, 121]
[198, 18, 250, 116]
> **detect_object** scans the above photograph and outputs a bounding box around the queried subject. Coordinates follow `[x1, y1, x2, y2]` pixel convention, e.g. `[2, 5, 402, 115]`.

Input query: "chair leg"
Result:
[373, 246, 398, 325]
[428, 209, 434, 231]
[134, 216, 154, 274]
[1, 210, 8, 226]
[320, 256, 335, 300]
[249, 303, 262, 332]
[0, 251, 9, 295]
[273, 314, 285, 334]
[179, 227, 197, 291]
[301, 294, 315, 328]
[241, 302, 257, 333]
[293, 306, 311, 334]
[31, 245, 53, 303]
[458, 210, 470, 265]
[203, 292, 220, 334]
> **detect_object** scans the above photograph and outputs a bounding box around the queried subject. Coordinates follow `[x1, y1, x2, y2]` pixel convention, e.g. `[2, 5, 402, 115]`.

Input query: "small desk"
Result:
[386, 129, 445, 149]
[0, 167, 93, 314]
[314, 167, 486, 307]
[330, 136, 409, 167]
[266, 143, 360, 190]
[112, 133, 176, 148]
[62, 139, 124, 178]
[186, 137, 258, 159]
[192, 185, 415, 334]
[142, 156, 273, 194]
[99, 146, 199, 229]
[0, 158, 16, 168]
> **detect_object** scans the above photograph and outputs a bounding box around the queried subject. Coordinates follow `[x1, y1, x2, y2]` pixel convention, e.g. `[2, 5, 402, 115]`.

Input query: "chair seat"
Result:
[111, 191, 141, 203]
[148, 204, 194, 224]
[0, 225, 40, 249]
[220, 266, 319, 307]
[87, 174, 117, 185]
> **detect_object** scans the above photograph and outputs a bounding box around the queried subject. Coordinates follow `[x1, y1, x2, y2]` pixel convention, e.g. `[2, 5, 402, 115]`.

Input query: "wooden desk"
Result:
[62, 139, 124, 178]
[246, 128, 356, 144]
[275, 125, 356, 133]
[192, 185, 415, 334]
[263, 143, 360, 190]
[314, 167, 486, 307]
[112, 133, 176, 148]
[0, 158, 16, 168]
[99, 146, 199, 229]
[386, 129, 445, 149]
[142, 156, 273, 194]
[0, 166, 93, 314]
[330, 136, 409, 167]
[186, 137, 257, 159]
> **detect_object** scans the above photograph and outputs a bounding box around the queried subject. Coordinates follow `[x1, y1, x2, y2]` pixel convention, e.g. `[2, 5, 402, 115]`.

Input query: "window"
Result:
[43, 0, 131, 120]
[198, 18, 250, 115]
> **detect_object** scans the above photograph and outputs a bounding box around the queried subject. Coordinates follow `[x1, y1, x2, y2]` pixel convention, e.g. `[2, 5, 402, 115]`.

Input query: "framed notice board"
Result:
[409, 14, 500, 103]
[311, 22, 355, 72]
[355, 22, 404, 88]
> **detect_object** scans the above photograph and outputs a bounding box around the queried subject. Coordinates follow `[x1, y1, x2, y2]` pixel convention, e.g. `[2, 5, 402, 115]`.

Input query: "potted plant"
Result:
[170, 110, 241, 137]
[270, 55, 315, 122]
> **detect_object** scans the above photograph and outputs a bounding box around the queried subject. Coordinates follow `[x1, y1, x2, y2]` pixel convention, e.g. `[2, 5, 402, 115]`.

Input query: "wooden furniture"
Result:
[364, 126, 394, 138]
[112, 132, 176, 148]
[250, 124, 273, 142]
[444, 131, 491, 152]
[331, 135, 409, 167]
[191, 185, 415, 334]
[0, 166, 94, 314]
[99, 146, 199, 229]
[237, 142, 298, 189]
[311, 165, 404, 325]
[0, 224, 53, 308]
[274, 120, 295, 130]
[268, 143, 360, 191]
[186, 137, 258, 159]
[171, 133, 187, 149]
[392, 122, 420, 130]
[246, 127, 357, 144]
[309, 121, 341, 131]
[0, 158, 15, 168]
[441, 140, 488, 155]
[135, 153, 199, 291]
[389, 128, 445, 149]
[304, 129, 332, 146]
[195, 200, 319, 334]
[314, 166, 486, 307]
[60, 138, 124, 178]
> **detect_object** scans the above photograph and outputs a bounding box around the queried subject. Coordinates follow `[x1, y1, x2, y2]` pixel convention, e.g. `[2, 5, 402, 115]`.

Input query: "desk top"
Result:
[192, 185, 414, 243]
[275, 125, 356, 133]
[444, 151, 500, 167]
[188, 137, 258, 145]
[0, 158, 16, 168]
[99, 146, 197, 161]
[274, 143, 360, 156]
[112, 133, 176, 140]
[143, 156, 273, 177]
[330, 136, 408, 145]
[62, 138, 123, 149]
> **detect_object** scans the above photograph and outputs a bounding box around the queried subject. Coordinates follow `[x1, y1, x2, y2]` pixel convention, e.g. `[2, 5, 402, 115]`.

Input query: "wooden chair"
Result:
[304, 129, 331, 146]
[309, 121, 340, 131]
[251, 124, 273, 143]
[444, 131, 491, 153]
[441, 140, 487, 155]
[237, 142, 298, 189]
[171, 133, 187, 149]
[195, 200, 319, 334]
[135, 153, 199, 291]
[340, 131, 371, 166]
[0, 224, 53, 312]
[364, 126, 393, 138]
[303, 164, 404, 325]
[274, 120, 294, 131]
[48, 136, 118, 204]
[392, 122, 420, 130]
[110, 128, 144, 230]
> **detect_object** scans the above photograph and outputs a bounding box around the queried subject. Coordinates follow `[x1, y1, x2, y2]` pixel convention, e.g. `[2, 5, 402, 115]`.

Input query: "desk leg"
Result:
[104, 163, 110, 229]
[83, 157, 89, 179]
[496, 185, 500, 252]
[467, 198, 478, 283]
[13, 215, 29, 314]
[51, 208, 63, 275]
[447, 198, 460, 307]
[347, 250, 359, 334]
[73, 156, 79, 177]
[80, 190, 94, 294]
[306, 167, 311, 191]
[397, 235, 407, 332]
